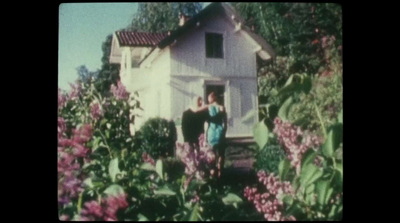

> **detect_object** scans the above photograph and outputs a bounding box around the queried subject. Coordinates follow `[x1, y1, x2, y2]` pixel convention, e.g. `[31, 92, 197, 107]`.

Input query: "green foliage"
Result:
[254, 138, 286, 175]
[233, 2, 342, 75]
[253, 119, 270, 149]
[276, 121, 343, 220]
[136, 118, 177, 159]
[95, 34, 120, 97]
[129, 3, 203, 32]
[285, 74, 343, 136]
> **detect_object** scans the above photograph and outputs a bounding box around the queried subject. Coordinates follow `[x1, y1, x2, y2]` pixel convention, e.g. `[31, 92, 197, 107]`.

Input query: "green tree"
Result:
[232, 3, 342, 75]
[76, 65, 99, 83]
[95, 34, 120, 97]
[128, 2, 203, 32]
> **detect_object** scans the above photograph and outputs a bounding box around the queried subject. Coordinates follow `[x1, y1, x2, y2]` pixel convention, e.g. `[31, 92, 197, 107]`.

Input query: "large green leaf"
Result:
[278, 96, 294, 121]
[300, 74, 312, 94]
[188, 203, 199, 221]
[322, 130, 334, 158]
[153, 187, 176, 196]
[338, 109, 343, 124]
[300, 163, 323, 187]
[334, 161, 343, 186]
[108, 158, 121, 182]
[282, 194, 294, 206]
[278, 158, 291, 180]
[91, 137, 101, 152]
[253, 119, 269, 149]
[83, 178, 94, 188]
[156, 159, 164, 180]
[285, 201, 305, 217]
[103, 184, 125, 196]
[222, 193, 243, 206]
[301, 149, 317, 169]
[305, 183, 316, 205]
[140, 162, 156, 172]
[138, 213, 149, 221]
[322, 124, 343, 158]
[100, 118, 108, 127]
[278, 74, 296, 97]
[278, 74, 312, 98]
[316, 180, 334, 206]
[328, 204, 338, 219]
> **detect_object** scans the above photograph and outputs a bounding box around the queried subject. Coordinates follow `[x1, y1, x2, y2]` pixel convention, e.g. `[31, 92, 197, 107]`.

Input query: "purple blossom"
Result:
[81, 201, 103, 219]
[190, 194, 200, 204]
[244, 170, 295, 221]
[142, 152, 155, 166]
[72, 124, 93, 144]
[58, 117, 66, 138]
[90, 103, 103, 121]
[104, 194, 129, 220]
[273, 118, 322, 175]
[71, 142, 89, 157]
[68, 81, 82, 100]
[58, 123, 93, 206]
[175, 135, 217, 181]
[110, 81, 130, 100]
[58, 88, 67, 109]
[80, 194, 129, 221]
[62, 175, 84, 198]
[59, 214, 70, 221]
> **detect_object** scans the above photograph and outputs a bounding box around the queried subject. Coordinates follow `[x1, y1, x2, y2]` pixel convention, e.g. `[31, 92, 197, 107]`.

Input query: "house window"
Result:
[205, 33, 224, 58]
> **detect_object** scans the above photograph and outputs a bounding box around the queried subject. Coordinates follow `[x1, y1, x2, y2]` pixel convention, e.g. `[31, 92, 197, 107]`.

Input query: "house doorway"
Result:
[205, 84, 225, 105]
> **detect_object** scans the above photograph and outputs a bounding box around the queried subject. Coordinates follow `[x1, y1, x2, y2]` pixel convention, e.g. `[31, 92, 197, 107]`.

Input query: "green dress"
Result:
[207, 105, 224, 147]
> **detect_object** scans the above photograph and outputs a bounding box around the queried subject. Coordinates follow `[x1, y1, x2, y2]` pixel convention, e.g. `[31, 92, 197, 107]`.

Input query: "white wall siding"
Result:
[170, 14, 259, 78]
[121, 48, 172, 134]
[226, 78, 258, 137]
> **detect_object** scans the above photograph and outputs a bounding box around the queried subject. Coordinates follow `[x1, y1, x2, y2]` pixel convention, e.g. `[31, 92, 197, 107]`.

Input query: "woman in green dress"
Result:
[204, 92, 227, 177]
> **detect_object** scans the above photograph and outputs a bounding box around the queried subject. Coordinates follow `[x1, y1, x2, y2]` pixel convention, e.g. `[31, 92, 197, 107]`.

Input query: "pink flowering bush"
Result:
[58, 79, 139, 220]
[80, 194, 129, 221]
[244, 171, 295, 221]
[175, 134, 217, 181]
[273, 117, 322, 175]
[110, 80, 130, 100]
[250, 114, 342, 220]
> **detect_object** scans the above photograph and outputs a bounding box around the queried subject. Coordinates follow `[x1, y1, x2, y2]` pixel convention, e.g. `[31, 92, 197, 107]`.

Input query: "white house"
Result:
[109, 3, 275, 142]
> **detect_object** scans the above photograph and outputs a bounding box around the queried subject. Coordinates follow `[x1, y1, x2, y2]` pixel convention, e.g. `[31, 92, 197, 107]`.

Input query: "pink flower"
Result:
[104, 194, 129, 220]
[273, 117, 321, 175]
[68, 81, 82, 100]
[59, 214, 70, 221]
[110, 81, 130, 100]
[71, 142, 89, 157]
[90, 103, 102, 121]
[58, 88, 67, 109]
[176, 135, 218, 180]
[72, 124, 92, 144]
[80, 194, 128, 221]
[244, 170, 295, 221]
[81, 201, 103, 219]
[190, 194, 200, 204]
[142, 152, 155, 166]
[58, 117, 66, 138]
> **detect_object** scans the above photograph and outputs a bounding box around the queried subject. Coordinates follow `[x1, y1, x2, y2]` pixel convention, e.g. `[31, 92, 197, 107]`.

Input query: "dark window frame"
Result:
[205, 32, 224, 59]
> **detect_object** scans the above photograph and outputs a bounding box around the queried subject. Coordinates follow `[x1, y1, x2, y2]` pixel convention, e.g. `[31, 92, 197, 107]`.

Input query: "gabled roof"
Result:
[157, 2, 276, 60]
[113, 2, 276, 64]
[115, 31, 168, 47]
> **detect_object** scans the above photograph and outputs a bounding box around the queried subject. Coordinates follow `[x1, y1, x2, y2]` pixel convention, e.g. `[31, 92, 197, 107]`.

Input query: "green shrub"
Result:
[254, 138, 286, 174]
[137, 117, 177, 159]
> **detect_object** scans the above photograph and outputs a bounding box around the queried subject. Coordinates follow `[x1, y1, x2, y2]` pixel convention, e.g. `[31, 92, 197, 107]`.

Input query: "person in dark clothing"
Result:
[181, 96, 209, 147]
